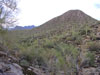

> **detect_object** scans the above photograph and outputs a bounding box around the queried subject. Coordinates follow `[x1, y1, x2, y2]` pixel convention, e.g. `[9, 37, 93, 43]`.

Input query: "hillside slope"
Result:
[4, 10, 100, 75]
[31, 10, 98, 35]
[8, 10, 98, 39]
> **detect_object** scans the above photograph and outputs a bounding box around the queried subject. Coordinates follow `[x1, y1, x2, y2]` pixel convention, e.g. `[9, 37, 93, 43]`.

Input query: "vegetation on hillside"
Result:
[0, 10, 100, 75]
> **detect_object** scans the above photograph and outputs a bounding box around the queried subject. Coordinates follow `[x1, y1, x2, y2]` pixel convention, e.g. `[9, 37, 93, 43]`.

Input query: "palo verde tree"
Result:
[0, 0, 18, 46]
[0, 0, 18, 28]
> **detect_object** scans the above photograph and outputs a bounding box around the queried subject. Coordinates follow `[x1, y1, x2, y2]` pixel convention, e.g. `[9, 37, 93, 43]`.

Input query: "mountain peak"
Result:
[32, 10, 98, 34]
[63, 9, 84, 15]
[41, 9, 97, 27]
[63, 10, 87, 18]
[59, 9, 97, 24]
[66, 9, 84, 13]
[9, 25, 35, 30]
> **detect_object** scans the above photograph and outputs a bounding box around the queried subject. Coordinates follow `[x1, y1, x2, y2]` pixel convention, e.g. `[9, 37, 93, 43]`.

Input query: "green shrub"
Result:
[89, 33, 96, 40]
[20, 60, 30, 67]
[74, 36, 82, 45]
[86, 52, 95, 66]
[88, 42, 100, 52]
[79, 25, 92, 35]
[79, 29, 91, 35]
[43, 39, 55, 48]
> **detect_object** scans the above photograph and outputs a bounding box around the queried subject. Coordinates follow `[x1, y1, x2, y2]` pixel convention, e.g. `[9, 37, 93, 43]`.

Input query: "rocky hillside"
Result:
[1, 10, 100, 75]
[0, 44, 24, 75]
[31, 10, 98, 35]
[8, 10, 98, 40]
[42, 10, 97, 26]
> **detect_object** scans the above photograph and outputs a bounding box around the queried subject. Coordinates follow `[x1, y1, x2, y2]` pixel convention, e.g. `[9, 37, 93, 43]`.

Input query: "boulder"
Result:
[0, 62, 24, 75]
[0, 50, 24, 75]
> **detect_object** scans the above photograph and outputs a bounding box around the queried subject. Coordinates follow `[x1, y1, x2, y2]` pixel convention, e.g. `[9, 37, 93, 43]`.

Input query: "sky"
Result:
[18, 0, 100, 26]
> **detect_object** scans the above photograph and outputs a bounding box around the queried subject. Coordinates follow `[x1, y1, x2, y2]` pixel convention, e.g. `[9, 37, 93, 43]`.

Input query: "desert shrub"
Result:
[79, 25, 92, 35]
[74, 36, 82, 45]
[55, 43, 79, 74]
[20, 60, 30, 67]
[66, 33, 78, 41]
[43, 39, 55, 48]
[86, 52, 95, 66]
[54, 43, 79, 70]
[55, 43, 79, 58]
[66, 36, 77, 41]
[89, 33, 96, 41]
[88, 42, 100, 52]
[66, 33, 82, 45]
[79, 29, 91, 35]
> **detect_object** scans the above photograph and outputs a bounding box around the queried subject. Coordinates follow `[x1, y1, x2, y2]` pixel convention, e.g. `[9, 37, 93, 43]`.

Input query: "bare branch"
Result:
[0, 0, 18, 27]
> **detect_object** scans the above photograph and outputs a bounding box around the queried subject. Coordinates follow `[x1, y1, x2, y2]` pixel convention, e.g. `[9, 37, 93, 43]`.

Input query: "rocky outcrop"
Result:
[0, 51, 24, 75]
[23, 66, 46, 75]
[78, 40, 100, 75]
[0, 62, 23, 75]
[0, 49, 46, 75]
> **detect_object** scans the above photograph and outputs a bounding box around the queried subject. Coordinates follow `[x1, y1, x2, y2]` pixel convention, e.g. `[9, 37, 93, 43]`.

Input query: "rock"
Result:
[96, 32, 100, 40]
[0, 72, 17, 75]
[0, 50, 24, 75]
[81, 67, 100, 75]
[0, 62, 24, 75]
[8, 56, 18, 63]
[80, 60, 90, 68]
[23, 66, 37, 75]
[20, 60, 30, 67]
[0, 51, 7, 57]
[23, 66, 46, 75]
[12, 63, 22, 70]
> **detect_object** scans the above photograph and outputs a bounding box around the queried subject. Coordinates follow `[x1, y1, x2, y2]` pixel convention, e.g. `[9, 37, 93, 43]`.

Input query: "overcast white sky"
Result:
[18, 0, 100, 26]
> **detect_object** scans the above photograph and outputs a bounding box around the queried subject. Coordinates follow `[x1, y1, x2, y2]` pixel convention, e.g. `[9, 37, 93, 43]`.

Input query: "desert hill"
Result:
[1, 10, 100, 75]
[31, 10, 98, 35]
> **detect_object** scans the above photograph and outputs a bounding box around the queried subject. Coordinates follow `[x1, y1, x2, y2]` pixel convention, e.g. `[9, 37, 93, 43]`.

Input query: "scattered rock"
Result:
[0, 51, 24, 75]
[0, 62, 23, 75]
[81, 67, 100, 75]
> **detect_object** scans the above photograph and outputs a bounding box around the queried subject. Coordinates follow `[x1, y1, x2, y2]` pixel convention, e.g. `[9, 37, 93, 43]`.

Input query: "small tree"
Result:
[0, 0, 18, 47]
[0, 0, 18, 28]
